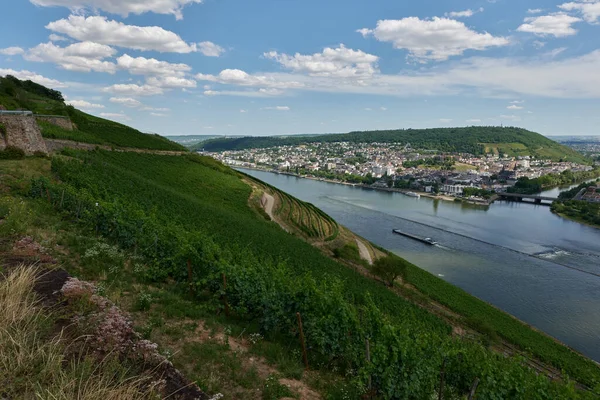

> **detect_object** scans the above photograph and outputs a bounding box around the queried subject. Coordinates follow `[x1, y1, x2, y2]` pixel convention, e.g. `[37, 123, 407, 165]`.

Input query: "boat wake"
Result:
[534, 249, 571, 260]
[325, 195, 600, 279]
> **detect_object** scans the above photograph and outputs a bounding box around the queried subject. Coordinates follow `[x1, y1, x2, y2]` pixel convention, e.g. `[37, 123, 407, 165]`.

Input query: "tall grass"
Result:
[0, 265, 157, 399]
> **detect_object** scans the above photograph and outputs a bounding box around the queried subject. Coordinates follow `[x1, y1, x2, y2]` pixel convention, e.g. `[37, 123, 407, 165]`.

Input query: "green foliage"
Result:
[371, 255, 408, 286]
[262, 375, 294, 400]
[0, 122, 6, 136]
[199, 126, 588, 163]
[333, 243, 362, 263]
[402, 261, 600, 388]
[558, 179, 600, 200]
[403, 156, 455, 169]
[552, 198, 600, 227]
[0, 75, 185, 151]
[27, 150, 600, 397]
[0, 146, 25, 160]
[463, 187, 495, 199]
[508, 168, 600, 194]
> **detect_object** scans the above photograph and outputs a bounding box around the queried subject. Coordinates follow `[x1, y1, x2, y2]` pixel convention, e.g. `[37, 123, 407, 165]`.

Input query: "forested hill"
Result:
[0, 75, 185, 151]
[198, 126, 587, 163]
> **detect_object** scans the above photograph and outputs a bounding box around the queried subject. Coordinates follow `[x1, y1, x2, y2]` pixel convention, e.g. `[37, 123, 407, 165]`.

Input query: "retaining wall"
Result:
[0, 115, 48, 155]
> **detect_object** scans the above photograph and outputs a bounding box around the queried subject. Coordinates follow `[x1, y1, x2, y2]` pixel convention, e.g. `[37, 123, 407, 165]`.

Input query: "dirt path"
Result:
[44, 139, 188, 156]
[356, 238, 373, 265]
[261, 192, 275, 220]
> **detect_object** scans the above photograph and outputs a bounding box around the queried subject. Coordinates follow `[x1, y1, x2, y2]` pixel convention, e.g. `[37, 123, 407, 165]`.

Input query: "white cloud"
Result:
[0, 47, 25, 56]
[517, 13, 581, 37]
[510, 100, 525, 104]
[545, 47, 567, 58]
[364, 107, 372, 111]
[466, 118, 482, 123]
[559, 0, 600, 24]
[30, 0, 202, 20]
[150, 112, 168, 117]
[203, 89, 284, 97]
[445, 8, 483, 18]
[195, 50, 600, 99]
[67, 99, 104, 109]
[25, 42, 117, 73]
[141, 106, 170, 112]
[507, 104, 524, 109]
[358, 17, 509, 61]
[533, 40, 546, 48]
[49, 34, 68, 42]
[146, 76, 197, 89]
[263, 106, 290, 111]
[103, 84, 164, 96]
[100, 112, 130, 120]
[439, 118, 453, 123]
[527, 9, 544, 14]
[240, 109, 247, 113]
[258, 88, 284, 96]
[116, 54, 191, 77]
[0, 68, 66, 88]
[198, 41, 225, 57]
[196, 69, 304, 89]
[264, 44, 379, 77]
[110, 97, 142, 108]
[380, 107, 388, 111]
[46, 15, 198, 53]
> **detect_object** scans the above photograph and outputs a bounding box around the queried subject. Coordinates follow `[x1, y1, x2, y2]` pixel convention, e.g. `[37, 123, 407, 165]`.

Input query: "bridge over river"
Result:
[497, 192, 557, 205]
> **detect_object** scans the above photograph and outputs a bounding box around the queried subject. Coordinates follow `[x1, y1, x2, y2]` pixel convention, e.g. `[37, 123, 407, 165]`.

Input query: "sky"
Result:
[1, 0, 599, 137]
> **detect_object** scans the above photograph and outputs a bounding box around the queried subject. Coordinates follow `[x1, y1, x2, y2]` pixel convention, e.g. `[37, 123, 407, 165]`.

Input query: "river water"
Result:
[242, 169, 600, 362]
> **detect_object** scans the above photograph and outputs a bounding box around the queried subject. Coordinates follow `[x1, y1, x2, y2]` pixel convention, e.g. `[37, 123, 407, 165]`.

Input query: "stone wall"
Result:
[0, 115, 48, 155]
[36, 116, 74, 131]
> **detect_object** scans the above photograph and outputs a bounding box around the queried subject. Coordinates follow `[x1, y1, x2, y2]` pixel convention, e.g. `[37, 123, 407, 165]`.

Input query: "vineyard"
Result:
[244, 174, 340, 242]
[24, 149, 600, 398]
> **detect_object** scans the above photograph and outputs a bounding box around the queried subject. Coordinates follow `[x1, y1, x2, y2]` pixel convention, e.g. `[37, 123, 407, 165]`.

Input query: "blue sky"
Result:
[1, 0, 599, 137]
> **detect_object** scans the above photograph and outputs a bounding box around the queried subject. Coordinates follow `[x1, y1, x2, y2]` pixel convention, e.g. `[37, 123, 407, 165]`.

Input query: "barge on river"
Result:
[392, 229, 437, 245]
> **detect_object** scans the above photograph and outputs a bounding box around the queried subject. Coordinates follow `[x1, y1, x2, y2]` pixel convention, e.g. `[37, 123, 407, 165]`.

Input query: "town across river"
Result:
[241, 168, 600, 362]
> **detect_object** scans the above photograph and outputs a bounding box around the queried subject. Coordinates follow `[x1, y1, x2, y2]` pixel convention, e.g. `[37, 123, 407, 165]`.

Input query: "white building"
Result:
[441, 184, 468, 195]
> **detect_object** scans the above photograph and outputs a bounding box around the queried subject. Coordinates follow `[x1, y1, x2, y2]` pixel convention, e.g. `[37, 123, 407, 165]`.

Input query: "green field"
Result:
[22, 149, 599, 398]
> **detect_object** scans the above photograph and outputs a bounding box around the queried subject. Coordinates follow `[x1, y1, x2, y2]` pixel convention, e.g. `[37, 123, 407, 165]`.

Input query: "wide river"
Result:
[242, 169, 600, 362]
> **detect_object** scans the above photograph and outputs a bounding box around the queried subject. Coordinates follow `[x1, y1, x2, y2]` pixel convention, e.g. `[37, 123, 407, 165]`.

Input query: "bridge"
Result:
[497, 192, 557, 205]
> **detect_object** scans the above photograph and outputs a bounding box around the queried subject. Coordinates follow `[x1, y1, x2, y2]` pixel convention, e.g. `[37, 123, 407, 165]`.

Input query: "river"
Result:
[242, 169, 600, 362]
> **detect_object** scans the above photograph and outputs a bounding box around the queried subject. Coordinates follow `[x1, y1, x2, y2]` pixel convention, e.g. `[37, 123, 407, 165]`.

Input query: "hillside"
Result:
[0, 75, 185, 151]
[1, 144, 599, 398]
[198, 126, 588, 163]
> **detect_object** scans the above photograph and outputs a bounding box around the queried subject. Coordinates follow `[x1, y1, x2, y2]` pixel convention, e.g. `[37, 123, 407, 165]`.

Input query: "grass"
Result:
[402, 261, 600, 387]
[0, 266, 158, 400]
[4, 155, 600, 397]
[0, 75, 185, 152]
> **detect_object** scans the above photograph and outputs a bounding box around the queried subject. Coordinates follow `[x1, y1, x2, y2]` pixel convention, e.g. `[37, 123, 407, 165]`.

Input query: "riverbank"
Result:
[553, 211, 600, 230]
[235, 165, 478, 204]
[242, 168, 600, 388]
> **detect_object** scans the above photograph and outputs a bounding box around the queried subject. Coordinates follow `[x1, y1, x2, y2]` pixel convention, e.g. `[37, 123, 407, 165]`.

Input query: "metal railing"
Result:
[0, 110, 33, 116]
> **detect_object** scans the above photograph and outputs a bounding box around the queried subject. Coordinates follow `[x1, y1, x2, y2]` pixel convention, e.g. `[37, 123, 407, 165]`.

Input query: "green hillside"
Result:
[199, 126, 588, 163]
[8, 148, 595, 398]
[0, 75, 185, 151]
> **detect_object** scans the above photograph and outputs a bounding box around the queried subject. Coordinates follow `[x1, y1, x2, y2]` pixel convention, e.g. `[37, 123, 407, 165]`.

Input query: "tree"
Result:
[371, 256, 408, 287]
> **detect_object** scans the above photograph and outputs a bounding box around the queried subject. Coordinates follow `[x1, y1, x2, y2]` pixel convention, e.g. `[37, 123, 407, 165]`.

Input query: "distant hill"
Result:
[0, 75, 185, 152]
[167, 134, 246, 148]
[199, 126, 588, 163]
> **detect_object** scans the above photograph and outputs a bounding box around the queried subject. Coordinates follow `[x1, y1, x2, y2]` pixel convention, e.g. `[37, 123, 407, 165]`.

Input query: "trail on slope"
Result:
[261, 192, 275, 220]
[356, 238, 373, 265]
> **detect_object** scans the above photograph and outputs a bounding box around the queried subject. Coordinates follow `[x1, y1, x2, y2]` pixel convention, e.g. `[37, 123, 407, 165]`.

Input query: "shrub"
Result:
[0, 123, 6, 137]
[0, 146, 25, 160]
[371, 255, 408, 287]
